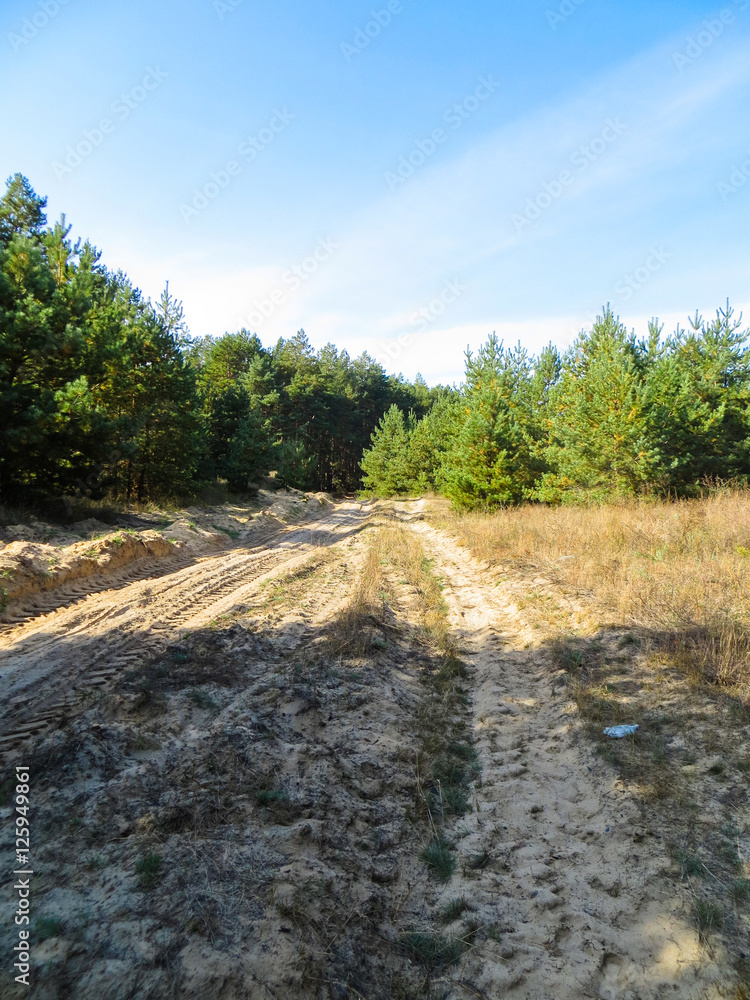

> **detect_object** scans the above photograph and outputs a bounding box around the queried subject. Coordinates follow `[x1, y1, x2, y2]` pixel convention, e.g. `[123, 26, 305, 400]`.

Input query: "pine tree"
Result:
[534, 308, 656, 503]
[157, 282, 192, 349]
[407, 392, 460, 492]
[442, 336, 542, 509]
[0, 186, 109, 498]
[645, 304, 750, 491]
[225, 411, 270, 491]
[0, 174, 47, 244]
[96, 280, 204, 501]
[360, 404, 413, 496]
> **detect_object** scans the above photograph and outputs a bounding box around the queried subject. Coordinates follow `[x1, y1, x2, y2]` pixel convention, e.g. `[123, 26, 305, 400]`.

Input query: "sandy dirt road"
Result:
[0, 499, 730, 999]
[0, 500, 369, 756]
[404, 508, 724, 999]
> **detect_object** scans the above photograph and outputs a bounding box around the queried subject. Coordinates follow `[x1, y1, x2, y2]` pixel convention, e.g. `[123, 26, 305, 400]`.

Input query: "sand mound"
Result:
[0, 532, 175, 610]
[0, 491, 337, 618]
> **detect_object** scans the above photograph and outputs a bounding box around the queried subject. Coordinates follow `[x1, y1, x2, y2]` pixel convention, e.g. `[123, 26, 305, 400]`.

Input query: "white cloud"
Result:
[125, 27, 750, 382]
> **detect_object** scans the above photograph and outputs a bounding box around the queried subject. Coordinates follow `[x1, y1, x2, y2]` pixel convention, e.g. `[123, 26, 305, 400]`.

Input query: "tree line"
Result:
[0, 174, 439, 506]
[4, 173, 747, 512]
[361, 307, 750, 507]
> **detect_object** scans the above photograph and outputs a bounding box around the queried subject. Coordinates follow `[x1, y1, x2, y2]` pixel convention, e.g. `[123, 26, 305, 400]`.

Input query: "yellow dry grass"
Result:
[383, 525, 450, 650]
[325, 534, 386, 654]
[329, 522, 450, 653]
[437, 489, 750, 696]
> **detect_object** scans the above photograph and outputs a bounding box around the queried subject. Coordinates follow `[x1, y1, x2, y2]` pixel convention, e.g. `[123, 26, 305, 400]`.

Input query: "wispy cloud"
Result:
[155, 26, 750, 380]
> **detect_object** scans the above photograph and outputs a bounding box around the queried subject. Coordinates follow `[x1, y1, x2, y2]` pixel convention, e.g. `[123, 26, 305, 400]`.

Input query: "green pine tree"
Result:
[0, 173, 47, 244]
[534, 308, 657, 503]
[442, 335, 543, 509]
[645, 303, 750, 492]
[360, 404, 413, 496]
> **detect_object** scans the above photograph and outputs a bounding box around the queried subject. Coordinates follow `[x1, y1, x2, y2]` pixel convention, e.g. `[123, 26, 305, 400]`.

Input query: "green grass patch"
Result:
[694, 899, 724, 937]
[35, 916, 64, 942]
[437, 897, 470, 925]
[731, 879, 750, 905]
[188, 688, 219, 711]
[551, 640, 586, 673]
[439, 785, 471, 817]
[402, 932, 464, 970]
[669, 847, 705, 878]
[212, 525, 240, 540]
[420, 836, 456, 882]
[719, 840, 742, 870]
[255, 787, 289, 806]
[463, 849, 492, 872]
[446, 741, 481, 766]
[134, 852, 163, 890]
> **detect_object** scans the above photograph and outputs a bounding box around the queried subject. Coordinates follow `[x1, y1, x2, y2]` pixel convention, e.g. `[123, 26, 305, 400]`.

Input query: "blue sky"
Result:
[2, 0, 749, 383]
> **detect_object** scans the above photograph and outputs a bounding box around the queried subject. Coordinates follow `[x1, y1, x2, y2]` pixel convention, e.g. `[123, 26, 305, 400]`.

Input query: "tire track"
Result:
[0, 515, 296, 638]
[0, 501, 370, 757]
[403, 510, 723, 999]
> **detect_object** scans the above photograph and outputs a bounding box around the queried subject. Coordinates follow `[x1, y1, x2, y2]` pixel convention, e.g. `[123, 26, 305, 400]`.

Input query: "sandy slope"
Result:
[0, 489, 333, 626]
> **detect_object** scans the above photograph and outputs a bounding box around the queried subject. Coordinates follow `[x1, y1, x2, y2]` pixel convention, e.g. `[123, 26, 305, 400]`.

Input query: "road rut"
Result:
[0, 500, 369, 756]
[408, 510, 723, 999]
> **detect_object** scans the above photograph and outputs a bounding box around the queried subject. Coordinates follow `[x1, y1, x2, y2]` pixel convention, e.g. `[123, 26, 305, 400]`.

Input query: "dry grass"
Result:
[326, 529, 390, 654]
[436, 489, 750, 697]
[384, 525, 450, 650]
[330, 518, 477, 881]
[328, 522, 449, 654]
[432, 491, 750, 976]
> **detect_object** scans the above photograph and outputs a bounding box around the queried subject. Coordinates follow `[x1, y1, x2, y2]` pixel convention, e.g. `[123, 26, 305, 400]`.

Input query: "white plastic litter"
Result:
[603, 725, 640, 738]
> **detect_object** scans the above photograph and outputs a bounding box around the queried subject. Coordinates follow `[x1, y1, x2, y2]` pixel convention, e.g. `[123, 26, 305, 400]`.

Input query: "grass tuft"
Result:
[401, 932, 464, 970]
[212, 524, 240, 540]
[463, 849, 492, 872]
[694, 899, 724, 938]
[35, 916, 64, 942]
[134, 852, 163, 890]
[254, 787, 289, 806]
[669, 847, 705, 878]
[437, 897, 470, 925]
[188, 688, 219, 711]
[731, 879, 750, 905]
[420, 836, 456, 882]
